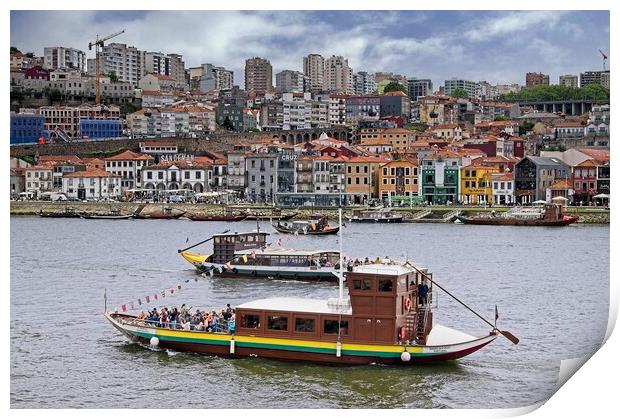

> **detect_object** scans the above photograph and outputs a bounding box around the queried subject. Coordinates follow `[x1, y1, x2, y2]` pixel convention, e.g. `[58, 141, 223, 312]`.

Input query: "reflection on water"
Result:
[10, 217, 609, 408]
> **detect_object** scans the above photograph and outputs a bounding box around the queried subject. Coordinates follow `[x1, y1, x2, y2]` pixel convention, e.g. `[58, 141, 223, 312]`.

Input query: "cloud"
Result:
[10, 10, 610, 88]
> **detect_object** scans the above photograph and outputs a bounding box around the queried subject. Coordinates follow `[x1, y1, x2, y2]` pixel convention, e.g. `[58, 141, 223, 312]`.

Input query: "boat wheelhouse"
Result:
[106, 261, 501, 365]
[179, 231, 340, 281]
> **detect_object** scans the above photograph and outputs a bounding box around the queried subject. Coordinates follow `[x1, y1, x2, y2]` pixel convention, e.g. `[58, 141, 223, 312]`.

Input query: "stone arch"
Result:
[168, 182, 179, 190]
[303, 132, 310, 142]
[193, 183, 204, 193]
[311, 132, 318, 140]
[288, 133, 295, 144]
[144, 182, 155, 190]
[157, 183, 166, 191]
[182, 182, 193, 191]
[296, 133, 303, 144]
[281, 134, 287, 142]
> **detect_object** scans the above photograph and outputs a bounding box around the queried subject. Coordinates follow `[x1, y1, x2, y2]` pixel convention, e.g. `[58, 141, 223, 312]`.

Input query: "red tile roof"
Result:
[64, 168, 120, 178]
[105, 150, 153, 161]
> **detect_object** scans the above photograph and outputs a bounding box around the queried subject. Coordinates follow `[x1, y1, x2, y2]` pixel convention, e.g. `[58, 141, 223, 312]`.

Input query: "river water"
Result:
[10, 216, 609, 409]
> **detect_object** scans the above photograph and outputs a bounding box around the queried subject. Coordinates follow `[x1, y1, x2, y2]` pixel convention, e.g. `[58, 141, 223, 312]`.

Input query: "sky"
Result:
[10, 10, 610, 89]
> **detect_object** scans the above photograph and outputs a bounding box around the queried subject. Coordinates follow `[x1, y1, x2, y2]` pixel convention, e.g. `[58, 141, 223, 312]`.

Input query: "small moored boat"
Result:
[456, 203, 578, 226]
[272, 215, 339, 235]
[38, 207, 82, 218]
[186, 211, 248, 222]
[134, 207, 185, 219]
[347, 208, 403, 223]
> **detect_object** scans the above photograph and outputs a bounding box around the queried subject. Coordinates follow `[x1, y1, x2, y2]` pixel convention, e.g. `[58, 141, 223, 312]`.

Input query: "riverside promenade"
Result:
[10, 201, 610, 224]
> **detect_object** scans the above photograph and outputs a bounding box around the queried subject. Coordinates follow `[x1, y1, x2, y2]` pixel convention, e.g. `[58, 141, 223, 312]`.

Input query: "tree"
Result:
[499, 84, 609, 104]
[449, 87, 468, 99]
[10, 46, 21, 54]
[220, 116, 235, 131]
[383, 81, 406, 94]
[519, 122, 535, 136]
[494, 115, 511, 121]
[108, 71, 119, 82]
[24, 52, 34, 58]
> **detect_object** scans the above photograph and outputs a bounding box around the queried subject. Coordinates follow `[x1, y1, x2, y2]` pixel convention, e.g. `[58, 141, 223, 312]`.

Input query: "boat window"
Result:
[323, 320, 349, 335]
[295, 317, 316, 333]
[214, 237, 221, 244]
[378, 279, 393, 292]
[267, 315, 288, 331]
[353, 279, 372, 290]
[240, 314, 260, 329]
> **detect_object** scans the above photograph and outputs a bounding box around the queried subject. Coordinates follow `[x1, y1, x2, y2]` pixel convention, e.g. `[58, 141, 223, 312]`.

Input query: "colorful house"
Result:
[420, 151, 465, 204]
[459, 162, 499, 204]
[378, 158, 419, 204]
[345, 156, 390, 204]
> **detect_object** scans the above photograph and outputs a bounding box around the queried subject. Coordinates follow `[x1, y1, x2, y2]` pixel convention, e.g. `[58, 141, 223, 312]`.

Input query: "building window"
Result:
[378, 279, 393, 292]
[352, 279, 371, 290]
[267, 315, 288, 331]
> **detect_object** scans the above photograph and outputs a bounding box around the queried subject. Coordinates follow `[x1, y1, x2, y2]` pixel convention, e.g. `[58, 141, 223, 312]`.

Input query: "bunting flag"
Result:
[154, 293, 158, 301]
[138, 298, 142, 306]
[121, 304, 127, 312]
[146, 295, 150, 304]
[294, 230, 299, 236]
[170, 288, 175, 295]
[242, 255, 248, 263]
[161, 290, 166, 298]
[251, 250, 256, 259]
[177, 284, 182, 290]
[209, 269, 214, 277]
[184, 279, 190, 283]
[224, 262, 233, 270]
[277, 239, 283, 247]
[130, 302, 135, 310]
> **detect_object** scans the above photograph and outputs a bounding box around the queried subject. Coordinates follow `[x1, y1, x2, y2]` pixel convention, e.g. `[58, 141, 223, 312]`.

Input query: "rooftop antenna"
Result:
[599, 49, 608, 71]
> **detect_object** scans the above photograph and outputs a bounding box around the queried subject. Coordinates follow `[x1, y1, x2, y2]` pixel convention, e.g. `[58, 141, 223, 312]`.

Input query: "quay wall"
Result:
[10, 202, 610, 224]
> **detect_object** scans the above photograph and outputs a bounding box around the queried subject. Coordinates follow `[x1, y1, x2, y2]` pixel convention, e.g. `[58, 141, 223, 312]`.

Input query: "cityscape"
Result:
[9, 9, 612, 412]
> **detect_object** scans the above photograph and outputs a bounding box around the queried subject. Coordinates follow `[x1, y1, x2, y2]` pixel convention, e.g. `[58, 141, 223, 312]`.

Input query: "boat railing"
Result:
[118, 316, 235, 334]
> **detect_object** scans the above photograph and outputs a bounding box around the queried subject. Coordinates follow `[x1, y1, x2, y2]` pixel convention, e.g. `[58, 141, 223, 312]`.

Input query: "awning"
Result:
[551, 196, 568, 201]
[593, 194, 610, 199]
[533, 200, 547, 205]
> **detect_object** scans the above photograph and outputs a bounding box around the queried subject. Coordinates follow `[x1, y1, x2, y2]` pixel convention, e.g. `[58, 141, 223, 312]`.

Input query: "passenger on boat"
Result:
[418, 281, 429, 306]
[137, 310, 147, 321]
[364, 257, 370, 264]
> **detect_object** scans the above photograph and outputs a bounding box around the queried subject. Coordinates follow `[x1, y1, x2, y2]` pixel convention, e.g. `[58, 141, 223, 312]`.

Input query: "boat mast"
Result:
[338, 207, 344, 301]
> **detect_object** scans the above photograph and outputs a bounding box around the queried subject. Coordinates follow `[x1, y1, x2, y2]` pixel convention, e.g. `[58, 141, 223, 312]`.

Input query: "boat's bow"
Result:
[418, 324, 499, 361]
[180, 251, 210, 268]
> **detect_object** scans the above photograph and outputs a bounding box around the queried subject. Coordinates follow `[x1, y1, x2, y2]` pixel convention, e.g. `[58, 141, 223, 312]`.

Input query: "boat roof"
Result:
[237, 297, 352, 315]
[213, 231, 269, 237]
[351, 262, 422, 276]
[236, 247, 339, 256]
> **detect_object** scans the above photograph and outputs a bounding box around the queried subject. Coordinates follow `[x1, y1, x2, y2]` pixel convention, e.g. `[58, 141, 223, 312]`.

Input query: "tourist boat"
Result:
[179, 230, 340, 281]
[456, 203, 579, 226]
[134, 207, 186, 220]
[38, 208, 82, 218]
[347, 208, 403, 223]
[106, 261, 511, 365]
[185, 212, 248, 222]
[272, 215, 339, 236]
[107, 210, 517, 365]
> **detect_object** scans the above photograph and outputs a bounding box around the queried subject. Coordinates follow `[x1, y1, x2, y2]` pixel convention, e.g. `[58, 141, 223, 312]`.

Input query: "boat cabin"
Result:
[234, 248, 340, 267]
[234, 263, 434, 345]
[212, 231, 269, 264]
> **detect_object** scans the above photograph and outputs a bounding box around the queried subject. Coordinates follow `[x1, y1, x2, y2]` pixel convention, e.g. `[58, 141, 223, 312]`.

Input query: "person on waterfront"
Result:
[418, 281, 429, 306]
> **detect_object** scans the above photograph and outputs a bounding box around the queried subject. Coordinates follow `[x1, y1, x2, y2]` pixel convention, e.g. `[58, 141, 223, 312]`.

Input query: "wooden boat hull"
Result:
[106, 312, 498, 365]
[180, 251, 339, 281]
[134, 212, 185, 220]
[80, 214, 134, 219]
[456, 215, 579, 226]
[347, 216, 403, 223]
[38, 211, 81, 218]
[272, 224, 340, 235]
[186, 213, 248, 222]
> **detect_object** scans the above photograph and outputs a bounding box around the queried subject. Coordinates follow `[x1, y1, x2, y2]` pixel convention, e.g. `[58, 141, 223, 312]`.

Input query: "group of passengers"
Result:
[136, 303, 236, 333]
[344, 256, 391, 270]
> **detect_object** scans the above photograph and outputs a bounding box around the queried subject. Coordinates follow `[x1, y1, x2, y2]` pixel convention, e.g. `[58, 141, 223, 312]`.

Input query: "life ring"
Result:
[400, 326, 407, 340]
[404, 298, 412, 311]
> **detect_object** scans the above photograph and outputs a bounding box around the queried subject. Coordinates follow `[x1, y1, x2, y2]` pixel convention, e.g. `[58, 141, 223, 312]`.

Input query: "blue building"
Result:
[79, 119, 122, 139]
[10, 114, 44, 145]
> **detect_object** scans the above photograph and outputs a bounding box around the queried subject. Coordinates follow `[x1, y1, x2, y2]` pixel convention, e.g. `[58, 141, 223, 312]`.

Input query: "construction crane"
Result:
[88, 29, 125, 105]
[599, 49, 608, 71]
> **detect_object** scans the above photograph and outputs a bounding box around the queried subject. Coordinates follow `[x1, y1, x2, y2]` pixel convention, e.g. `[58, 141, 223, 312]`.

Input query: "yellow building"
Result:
[459, 162, 499, 204]
[345, 156, 390, 204]
[378, 158, 419, 202]
[418, 95, 458, 126]
[359, 127, 417, 151]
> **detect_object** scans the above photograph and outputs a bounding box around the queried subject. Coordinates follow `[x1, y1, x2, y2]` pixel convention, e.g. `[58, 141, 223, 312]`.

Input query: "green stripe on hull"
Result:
[131, 329, 438, 358]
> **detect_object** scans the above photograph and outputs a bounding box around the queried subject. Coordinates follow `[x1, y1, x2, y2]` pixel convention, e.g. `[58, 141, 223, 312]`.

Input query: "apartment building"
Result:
[43, 47, 86, 71]
[324, 55, 353, 94]
[144, 52, 185, 82]
[303, 54, 325, 92]
[245, 57, 273, 95]
[100, 43, 146, 87]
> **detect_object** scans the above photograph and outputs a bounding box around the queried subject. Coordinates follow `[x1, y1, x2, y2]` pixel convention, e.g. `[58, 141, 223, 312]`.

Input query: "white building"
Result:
[199, 63, 234, 92]
[44, 47, 86, 71]
[144, 52, 185, 82]
[276, 70, 306, 93]
[491, 172, 514, 205]
[100, 43, 146, 87]
[282, 92, 311, 130]
[324, 55, 353, 94]
[313, 157, 332, 192]
[24, 165, 53, 198]
[444, 79, 479, 98]
[353, 71, 377, 95]
[141, 162, 208, 193]
[328, 94, 347, 125]
[303, 54, 324, 92]
[104, 150, 153, 190]
[62, 168, 121, 199]
[140, 90, 175, 108]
